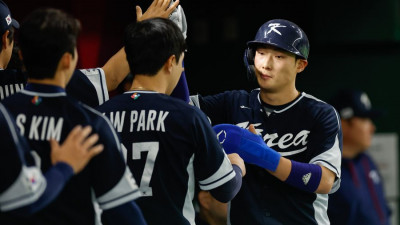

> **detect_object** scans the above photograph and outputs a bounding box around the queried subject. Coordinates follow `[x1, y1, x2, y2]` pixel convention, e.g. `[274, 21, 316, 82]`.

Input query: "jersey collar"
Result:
[25, 83, 66, 94]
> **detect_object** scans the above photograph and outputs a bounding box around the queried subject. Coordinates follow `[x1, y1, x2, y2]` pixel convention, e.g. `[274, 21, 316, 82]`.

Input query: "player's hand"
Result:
[227, 153, 246, 177]
[50, 125, 104, 174]
[248, 124, 258, 135]
[136, 0, 179, 22]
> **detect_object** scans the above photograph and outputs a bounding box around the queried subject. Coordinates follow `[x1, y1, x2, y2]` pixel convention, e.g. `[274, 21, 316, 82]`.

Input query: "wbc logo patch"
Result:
[5, 14, 11, 26]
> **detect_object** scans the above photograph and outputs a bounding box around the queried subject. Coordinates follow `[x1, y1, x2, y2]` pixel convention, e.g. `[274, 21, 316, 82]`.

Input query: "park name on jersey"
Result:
[15, 114, 63, 141]
[106, 110, 169, 132]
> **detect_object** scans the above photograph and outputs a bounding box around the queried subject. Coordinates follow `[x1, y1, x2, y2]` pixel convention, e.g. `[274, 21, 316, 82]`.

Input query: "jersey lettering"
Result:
[130, 141, 159, 196]
[129, 110, 169, 132]
[16, 113, 64, 141]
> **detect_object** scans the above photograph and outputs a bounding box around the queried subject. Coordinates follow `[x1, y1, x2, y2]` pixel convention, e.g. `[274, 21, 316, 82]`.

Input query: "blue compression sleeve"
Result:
[102, 201, 147, 225]
[11, 162, 74, 215]
[285, 160, 322, 193]
[209, 165, 242, 203]
[170, 61, 189, 103]
[213, 124, 281, 171]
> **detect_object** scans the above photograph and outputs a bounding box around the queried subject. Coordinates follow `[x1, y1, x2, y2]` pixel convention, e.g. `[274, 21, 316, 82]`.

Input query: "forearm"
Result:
[101, 47, 130, 92]
[269, 158, 335, 194]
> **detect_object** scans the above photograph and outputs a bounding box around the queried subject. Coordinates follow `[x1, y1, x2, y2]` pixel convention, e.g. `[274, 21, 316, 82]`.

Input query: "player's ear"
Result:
[296, 59, 308, 73]
[1, 30, 10, 49]
[59, 52, 73, 69]
[165, 54, 176, 73]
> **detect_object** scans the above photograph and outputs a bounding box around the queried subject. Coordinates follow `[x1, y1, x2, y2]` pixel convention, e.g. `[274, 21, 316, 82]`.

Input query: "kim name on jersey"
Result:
[15, 113, 64, 141]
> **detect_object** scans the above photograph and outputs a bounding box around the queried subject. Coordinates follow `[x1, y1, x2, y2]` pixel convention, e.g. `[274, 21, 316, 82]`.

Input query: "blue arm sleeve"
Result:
[209, 165, 242, 203]
[101, 201, 147, 225]
[213, 124, 281, 171]
[11, 162, 74, 215]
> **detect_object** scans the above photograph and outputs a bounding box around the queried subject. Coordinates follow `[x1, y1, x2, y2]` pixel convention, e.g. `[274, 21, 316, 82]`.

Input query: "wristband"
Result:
[285, 160, 322, 193]
[213, 124, 281, 171]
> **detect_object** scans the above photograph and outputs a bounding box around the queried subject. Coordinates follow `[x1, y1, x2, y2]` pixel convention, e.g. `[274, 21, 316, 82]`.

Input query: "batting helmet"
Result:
[244, 19, 309, 78]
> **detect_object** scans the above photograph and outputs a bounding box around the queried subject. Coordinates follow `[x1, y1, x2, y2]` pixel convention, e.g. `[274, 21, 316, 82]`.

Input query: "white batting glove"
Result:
[169, 4, 187, 39]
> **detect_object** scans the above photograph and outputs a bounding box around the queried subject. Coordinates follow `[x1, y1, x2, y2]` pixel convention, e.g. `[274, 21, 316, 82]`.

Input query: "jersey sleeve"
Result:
[0, 103, 46, 212]
[309, 105, 342, 193]
[66, 68, 109, 107]
[191, 108, 236, 191]
[82, 105, 140, 210]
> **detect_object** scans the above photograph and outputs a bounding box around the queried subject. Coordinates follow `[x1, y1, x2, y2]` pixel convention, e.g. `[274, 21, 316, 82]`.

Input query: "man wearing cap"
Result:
[327, 89, 391, 225]
[0, 0, 25, 101]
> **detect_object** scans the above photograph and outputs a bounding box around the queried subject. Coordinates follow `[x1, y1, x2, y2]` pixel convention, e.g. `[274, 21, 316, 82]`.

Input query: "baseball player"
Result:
[188, 19, 342, 224]
[327, 89, 391, 225]
[1, 8, 146, 225]
[0, 0, 180, 107]
[96, 18, 245, 225]
[0, 102, 103, 218]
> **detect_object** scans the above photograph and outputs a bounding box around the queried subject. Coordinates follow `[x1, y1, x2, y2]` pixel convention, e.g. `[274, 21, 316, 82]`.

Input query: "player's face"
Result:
[342, 117, 376, 152]
[254, 46, 306, 94]
[4, 32, 14, 69]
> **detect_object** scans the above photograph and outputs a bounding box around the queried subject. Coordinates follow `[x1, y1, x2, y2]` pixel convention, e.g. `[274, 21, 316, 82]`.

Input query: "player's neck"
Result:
[27, 71, 70, 89]
[129, 75, 168, 94]
[260, 88, 300, 106]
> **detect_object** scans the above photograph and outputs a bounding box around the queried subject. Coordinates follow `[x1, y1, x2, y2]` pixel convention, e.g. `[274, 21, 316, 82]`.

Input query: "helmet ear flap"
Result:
[244, 47, 256, 80]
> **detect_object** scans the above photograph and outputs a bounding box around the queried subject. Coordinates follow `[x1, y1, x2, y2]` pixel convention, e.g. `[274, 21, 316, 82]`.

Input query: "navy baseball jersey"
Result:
[328, 153, 391, 225]
[0, 68, 108, 107]
[0, 103, 45, 213]
[97, 90, 236, 225]
[1, 84, 140, 225]
[191, 89, 342, 225]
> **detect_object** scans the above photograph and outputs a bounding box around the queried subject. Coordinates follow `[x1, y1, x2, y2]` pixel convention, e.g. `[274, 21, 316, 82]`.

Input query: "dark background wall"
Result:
[7, 0, 400, 221]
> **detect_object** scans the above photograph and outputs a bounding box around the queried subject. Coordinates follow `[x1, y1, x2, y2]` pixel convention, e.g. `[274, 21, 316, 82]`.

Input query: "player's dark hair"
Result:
[124, 18, 186, 76]
[0, 27, 14, 54]
[19, 8, 81, 79]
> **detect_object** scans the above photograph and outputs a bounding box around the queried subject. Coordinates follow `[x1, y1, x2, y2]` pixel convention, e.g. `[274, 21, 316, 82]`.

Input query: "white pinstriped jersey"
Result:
[97, 91, 235, 225]
[191, 89, 342, 225]
[0, 68, 108, 107]
[1, 84, 139, 225]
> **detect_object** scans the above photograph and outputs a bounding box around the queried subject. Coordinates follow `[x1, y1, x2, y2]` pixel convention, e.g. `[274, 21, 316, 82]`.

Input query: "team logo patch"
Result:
[302, 172, 311, 185]
[5, 15, 11, 26]
[31, 96, 42, 105]
[216, 129, 227, 144]
[131, 92, 140, 100]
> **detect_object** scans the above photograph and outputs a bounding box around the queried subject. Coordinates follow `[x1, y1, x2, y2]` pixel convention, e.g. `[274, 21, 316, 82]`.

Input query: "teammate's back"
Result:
[97, 18, 245, 225]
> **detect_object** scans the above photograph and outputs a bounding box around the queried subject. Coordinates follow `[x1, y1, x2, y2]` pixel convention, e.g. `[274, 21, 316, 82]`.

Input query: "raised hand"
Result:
[136, 0, 180, 22]
[50, 125, 104, 174]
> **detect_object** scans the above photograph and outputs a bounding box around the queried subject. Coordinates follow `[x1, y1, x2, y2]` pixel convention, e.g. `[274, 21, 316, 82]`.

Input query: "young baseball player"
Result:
[1, 8, 146, 225]
[0, 0, 180, 107]
[96, 18, 245, 225]
[188, 19, 343, 224]
[0, 102, 103, 217]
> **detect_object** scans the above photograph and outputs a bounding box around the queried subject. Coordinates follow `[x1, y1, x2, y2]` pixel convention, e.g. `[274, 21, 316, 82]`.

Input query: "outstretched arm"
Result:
[214, 124, 336, 194]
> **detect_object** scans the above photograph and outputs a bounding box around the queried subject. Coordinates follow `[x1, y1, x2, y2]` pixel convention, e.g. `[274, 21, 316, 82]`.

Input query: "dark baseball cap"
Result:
[329, 89, 383, 120]
[0, 0, 19, 34]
